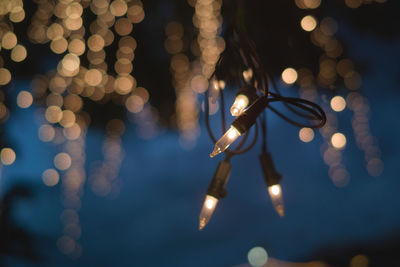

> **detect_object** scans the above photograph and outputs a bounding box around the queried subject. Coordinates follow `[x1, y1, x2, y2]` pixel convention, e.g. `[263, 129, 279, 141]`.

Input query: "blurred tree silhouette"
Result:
[0, 184, 41, 264]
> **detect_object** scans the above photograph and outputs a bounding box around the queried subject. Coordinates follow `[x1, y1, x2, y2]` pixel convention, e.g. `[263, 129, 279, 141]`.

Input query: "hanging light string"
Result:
[199, 29, 326, 230]
[205, 30, 326, 158]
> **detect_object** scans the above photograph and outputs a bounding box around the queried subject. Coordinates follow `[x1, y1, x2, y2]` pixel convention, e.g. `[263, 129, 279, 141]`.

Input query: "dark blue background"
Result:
[1, 22, 400, 267]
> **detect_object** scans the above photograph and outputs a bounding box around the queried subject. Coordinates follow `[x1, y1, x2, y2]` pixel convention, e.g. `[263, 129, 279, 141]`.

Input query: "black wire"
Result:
[219, 86, 227, 134]
[267, 95, 326, 128]
[204, 88, 217, 144]
[205, 75, 260, 156]
[240, 31, 326, 127]
[204, 28, 326, 159]
[205, 76, 256, 156]
[261, 111, 267, 152]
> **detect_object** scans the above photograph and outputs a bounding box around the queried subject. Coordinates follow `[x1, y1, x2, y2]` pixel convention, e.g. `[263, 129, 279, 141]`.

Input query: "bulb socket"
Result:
[259, 151, 282, 186]
[236, 85, 258, 104]
[232, 95, 268, 134]
[206, 160, 232, 199]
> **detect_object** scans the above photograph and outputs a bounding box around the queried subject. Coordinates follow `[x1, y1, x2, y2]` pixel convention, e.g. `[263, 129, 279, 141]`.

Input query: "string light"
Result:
[260, 152, 284, 217]
[243, 68, 253, 83]
[230, 95, 249, 116]
[199, 195, 218, 230]
[199, 159, 231, 230]
[268, 185, 284, 217]
[0, 0, 386, 245]
[211, 95, 272, 158]
[230, 85, 258, 117]
[210, 126, 241, 158]
[201, 29, 326, 228]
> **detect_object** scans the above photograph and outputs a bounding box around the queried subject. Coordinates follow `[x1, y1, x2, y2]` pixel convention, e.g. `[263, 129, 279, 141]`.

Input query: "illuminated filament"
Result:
[230, 94, 249, 116]
[210, 126, 241, 158]
[199, 195, 219, 230]
[268, 184, 284, 217]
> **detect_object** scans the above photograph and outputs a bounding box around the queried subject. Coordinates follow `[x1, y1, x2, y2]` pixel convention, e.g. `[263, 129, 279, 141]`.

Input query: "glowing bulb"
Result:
[199, 195, 219, 230]
[243, 68, 253, 83]
[205, 197, 215, 209]
[230, 94, 249, 116]
[200, 160, 231, 230]
[270, 185, 280, 195]
[268, 184, 284, 217]
[210, 126, 241, 158]
[209, 79, 220, 103]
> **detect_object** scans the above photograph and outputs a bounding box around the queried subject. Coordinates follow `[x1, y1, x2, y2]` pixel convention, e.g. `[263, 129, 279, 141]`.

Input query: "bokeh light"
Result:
[16, 91, 33, 108]
[299, 127, 315, 142]
[301, 15, 317, 32]
[350, 254, 369, 267]
[330, 96, 346, 112]
[54, 152, 72, 170]
[0, 68, 12, 85]
[11, 44, 27, 62]
[281, 68, 298, 84]
[1, 147, 16, 165]
[331, 132, 347, 149]
[46, 105, 63, 123]
[38, 124, 56, 142]
[1, 31, 17, 49]
[345, 0, 362, 9]
[247, 246, 268, 267]
[85, 69, 103, 86]
[87, 34, 105, 52]
[42, 168, 60, 186]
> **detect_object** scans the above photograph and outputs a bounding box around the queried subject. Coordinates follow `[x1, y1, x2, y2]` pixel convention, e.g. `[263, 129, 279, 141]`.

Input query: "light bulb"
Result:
[259, 151, 284, 216]
[210, 126, 241, 158]
[230, 94, 249, 116]
[209, 79, 220, 104]
[199, 160, 231, 230]
[199, 195, 219, 230]
[210, 96, 268, 158]
[243, 68, 253, 83]
[268, 184, 284, 217]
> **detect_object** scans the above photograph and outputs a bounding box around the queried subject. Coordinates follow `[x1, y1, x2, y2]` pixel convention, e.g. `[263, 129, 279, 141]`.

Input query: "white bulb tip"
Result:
[199, 219, 206, 230]
[276, 206, 285, 217]
[210, 148, 220, 158]
[231, 109, 239, 117]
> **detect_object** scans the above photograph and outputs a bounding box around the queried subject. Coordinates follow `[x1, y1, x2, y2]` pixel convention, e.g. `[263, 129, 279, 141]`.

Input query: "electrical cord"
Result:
[204, 28, 326, 159]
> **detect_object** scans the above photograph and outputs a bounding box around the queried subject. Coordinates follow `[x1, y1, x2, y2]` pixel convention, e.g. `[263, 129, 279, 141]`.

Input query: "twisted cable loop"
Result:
[204, 28, 326, 159]
[267, 94, 327, 129]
